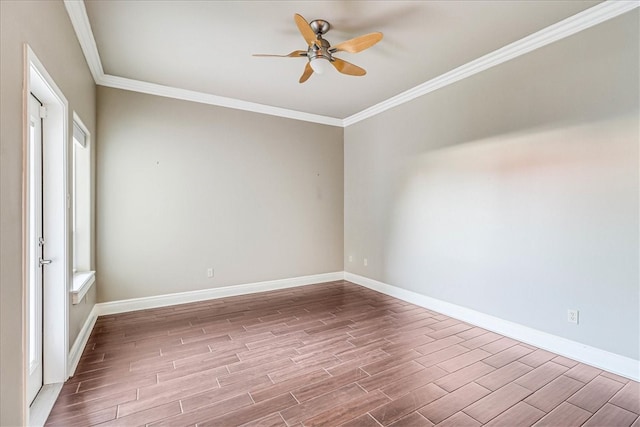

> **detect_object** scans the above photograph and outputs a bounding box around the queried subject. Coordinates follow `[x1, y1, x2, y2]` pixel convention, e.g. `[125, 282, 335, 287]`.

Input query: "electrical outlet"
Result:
[567, 309, 579, 324]
[207, 268, 214, 278]
[364, 258, 368, 266]
[348, 255, 353, 262]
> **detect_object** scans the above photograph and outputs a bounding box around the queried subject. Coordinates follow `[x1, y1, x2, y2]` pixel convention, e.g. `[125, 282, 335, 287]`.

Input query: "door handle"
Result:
[39, 258, 52, 267]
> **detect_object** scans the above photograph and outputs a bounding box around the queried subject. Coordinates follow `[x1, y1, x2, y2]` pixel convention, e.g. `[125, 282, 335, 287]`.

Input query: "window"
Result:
[71, 114, 94, 303]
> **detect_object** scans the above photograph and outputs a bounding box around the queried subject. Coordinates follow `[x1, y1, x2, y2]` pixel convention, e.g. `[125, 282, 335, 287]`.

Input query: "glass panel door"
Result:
[27, 93, 44, 405]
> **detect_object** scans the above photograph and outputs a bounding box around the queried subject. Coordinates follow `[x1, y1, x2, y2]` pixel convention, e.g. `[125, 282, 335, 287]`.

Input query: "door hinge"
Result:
[39, 105, 47, 119]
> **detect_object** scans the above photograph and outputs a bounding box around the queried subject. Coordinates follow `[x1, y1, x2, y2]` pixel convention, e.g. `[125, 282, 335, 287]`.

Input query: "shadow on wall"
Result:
[383, 114, 639, 359]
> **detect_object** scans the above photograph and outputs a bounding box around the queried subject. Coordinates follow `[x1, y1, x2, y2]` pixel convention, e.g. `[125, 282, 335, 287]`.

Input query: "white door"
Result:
[27, 93, 47, 404]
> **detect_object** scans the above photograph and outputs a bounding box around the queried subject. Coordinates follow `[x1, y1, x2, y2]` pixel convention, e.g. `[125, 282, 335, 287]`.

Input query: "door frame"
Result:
[23, 44, 69, 422]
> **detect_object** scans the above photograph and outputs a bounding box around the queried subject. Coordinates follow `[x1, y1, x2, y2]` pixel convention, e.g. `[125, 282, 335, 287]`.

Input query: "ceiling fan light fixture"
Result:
[253, 13, 382, 83]
[309, 57, 332, 74]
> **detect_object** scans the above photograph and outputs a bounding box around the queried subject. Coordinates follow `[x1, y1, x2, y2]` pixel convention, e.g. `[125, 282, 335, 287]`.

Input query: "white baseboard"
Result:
[67, 272, 343, 376]
[96, 271, 345, 316]
[345, 272, 640, 382]
[67, 304, 98, 376]
[81, 270, 638, 381]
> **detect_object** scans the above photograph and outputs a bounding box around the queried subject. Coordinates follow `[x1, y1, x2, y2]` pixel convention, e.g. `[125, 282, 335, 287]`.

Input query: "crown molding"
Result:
[63, 0, 104, 82]
[343, 0, 639, 127]
[65, 0, 637, 128]
[98, 74, 344, 127]
[62, 0, 343, 127]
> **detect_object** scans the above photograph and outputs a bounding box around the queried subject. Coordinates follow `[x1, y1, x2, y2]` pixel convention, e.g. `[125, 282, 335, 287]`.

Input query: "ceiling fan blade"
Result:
[299, 62, 314, 83]
[252, 50, 307, 58]
[331, 32, 383, 54]
[294, 13, 318, 46]
[331, 58, 366, 76]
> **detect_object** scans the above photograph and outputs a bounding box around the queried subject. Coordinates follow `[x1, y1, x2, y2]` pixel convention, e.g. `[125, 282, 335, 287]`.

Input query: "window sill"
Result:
[72, 271, 95, 304]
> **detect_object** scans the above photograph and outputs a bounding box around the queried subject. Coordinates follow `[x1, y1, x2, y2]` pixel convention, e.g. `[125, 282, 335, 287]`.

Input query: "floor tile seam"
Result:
[563, 369, 603, 385]
[459, 398, 514, 425]
[599, 398, 640, 416]
[116, 395, 182, 420]
[523, 379, 587, 414]
[358, 358, 419, 378]
[629, 414, 640, 426]
[608, 383, 640, 409]
[284, 385, 368, 425]
[360, 411, 386, 427]
[601, 371, 636, 384]
[179, 390, 255, 419]
[405, 382, 450, 409]
[377, 385, 398, 401]
[538, 372, 592, 394]
[298, 390, 388, 427]
[46, 397, 126, 424]
[542, 401, 594, 420]
[416, 384, 491, 425]
[477, 362, 536, 388]
[514, 365, 570, 392]
[465, 381, 493, 396]
[352, 382, 368, 397]
[457, 381, 537, 424]
[565, 371, 625, 412]
[434, 351, 495, 374]
[59, 374, 157, 399]
[265, 372, 277, 385]
[589, 400, 640, 420]
[578, 410, 602, 427]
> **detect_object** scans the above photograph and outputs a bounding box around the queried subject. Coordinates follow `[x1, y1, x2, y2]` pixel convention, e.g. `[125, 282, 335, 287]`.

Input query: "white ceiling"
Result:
[82, 1, 602, 120]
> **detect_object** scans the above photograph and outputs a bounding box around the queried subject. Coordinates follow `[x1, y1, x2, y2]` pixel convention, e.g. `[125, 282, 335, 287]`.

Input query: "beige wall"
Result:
[96, 87, 344, 302]
[0, 1, 96, 424]
[345, 11, 639, 360]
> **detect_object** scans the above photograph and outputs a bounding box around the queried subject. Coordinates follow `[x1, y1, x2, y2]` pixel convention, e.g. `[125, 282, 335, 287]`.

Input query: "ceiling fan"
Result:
[253, 14, 383, 83]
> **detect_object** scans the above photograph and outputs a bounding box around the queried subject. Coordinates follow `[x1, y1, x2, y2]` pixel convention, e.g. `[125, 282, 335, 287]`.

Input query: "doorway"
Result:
[24, 45, 69, 424]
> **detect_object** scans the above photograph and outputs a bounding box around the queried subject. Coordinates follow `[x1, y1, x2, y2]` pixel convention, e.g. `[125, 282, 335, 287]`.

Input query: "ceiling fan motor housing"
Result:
[309, 37, 332, 62]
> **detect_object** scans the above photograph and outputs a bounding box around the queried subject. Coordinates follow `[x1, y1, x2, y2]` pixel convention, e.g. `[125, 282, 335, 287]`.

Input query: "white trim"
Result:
[67, 305, 98, 376]
[63, 0, 103, 82]
[75, 270, 639, 382]
[24, 45, 70, 426]
[72, 273, 342, 372]
[98, 74, 344, 127]
[28, 383, 63, 427]
[72, 112, 89, 148]
[345, 272, 640, 382]
[343, 0, 639, 126]
[64, 0, 638, 128]
[71, 271, 95, 305]
[62, 0, 342, 127]
[95, 272, 345, 316]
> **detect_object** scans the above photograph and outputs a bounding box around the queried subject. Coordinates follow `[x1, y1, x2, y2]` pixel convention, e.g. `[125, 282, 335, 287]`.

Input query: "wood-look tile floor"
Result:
[46, 281, 639, 426]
